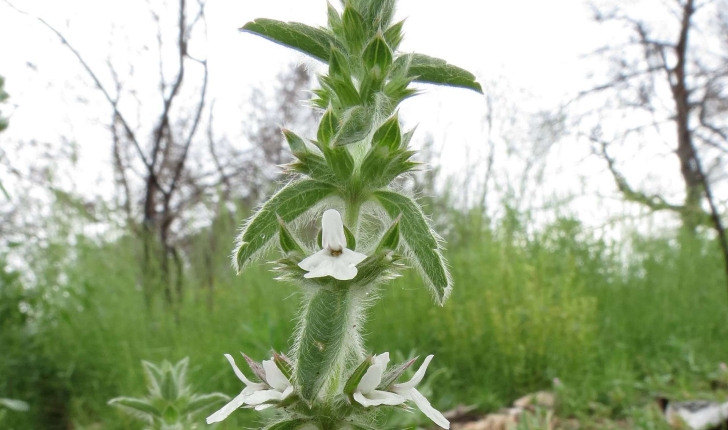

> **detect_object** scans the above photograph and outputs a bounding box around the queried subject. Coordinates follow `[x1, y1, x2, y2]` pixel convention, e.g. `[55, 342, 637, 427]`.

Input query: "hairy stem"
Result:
[294, 285, 363, 403]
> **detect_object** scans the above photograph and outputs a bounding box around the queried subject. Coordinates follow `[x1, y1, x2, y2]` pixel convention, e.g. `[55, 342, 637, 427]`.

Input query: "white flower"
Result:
[298, 209, 367, 280]
[391, 355, 450, 429]
[353, 352, 406, 407]
[206, 354, 294, 424]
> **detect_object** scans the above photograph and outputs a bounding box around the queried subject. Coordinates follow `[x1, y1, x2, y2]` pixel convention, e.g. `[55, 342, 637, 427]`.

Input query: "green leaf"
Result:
[343, 355, 373, 397]
[347, 424, 379, 430]
[362, 32, 393, 71]
[360, 146, 417, 189]
[323, 146, 355, 181]
[296, 288, 351, 401]
[371, 113, 401, 150]
[342, 4, 366, 53]
[333, 106, 373, 146]
[401, 126, 416, 148]
[286, 152, 336, 183]
[320, 75, 361, 109]
[161, 369, 178, 401]
[265, 419, 313, 430]
[327, 1, 342, 30]
[278, 215, 305, 254]
[383, 20, 405, 50]
[358, 68, 386, 104]
[273, 352, 294, 381]
[235, 180, 338, 271]
[183, 393, 229, 415]
[317, 108, 339, 146]
[162, 405, 179, 423]
[372, 191, 452, 304]
[172, 358, 189, 393]
[241, 19, 334, 63]
[354, 0, 395, 30]
[142, 360, 164, 397]
[375, 215, 401, 253]
[343, 224, 357, 250]
[108, 397, 162, 418]
[329, 46, 351, 79]
[395, 53, 483, 94]
[283, 129, 307, 154]
[0, 399, 29, 412]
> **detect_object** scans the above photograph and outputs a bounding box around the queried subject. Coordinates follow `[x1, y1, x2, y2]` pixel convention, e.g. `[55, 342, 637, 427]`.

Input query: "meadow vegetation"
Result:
[1, 199, 726, 429]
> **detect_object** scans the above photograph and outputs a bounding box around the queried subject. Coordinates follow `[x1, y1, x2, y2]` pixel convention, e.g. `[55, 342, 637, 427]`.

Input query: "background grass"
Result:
[1, 203, 727, 429]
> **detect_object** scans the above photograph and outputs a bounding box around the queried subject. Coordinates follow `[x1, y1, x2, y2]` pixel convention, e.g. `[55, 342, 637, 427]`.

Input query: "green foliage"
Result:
[373, 190, 451, 304]
[343, 356, 373, 399]
[235, 180, 337, 271]
[240, 19, 334, 63]
[1, 203, 727, 429]
[0, 398, 29, 412]
[394, 53, 483, 93]
[108, 358, 228, 429]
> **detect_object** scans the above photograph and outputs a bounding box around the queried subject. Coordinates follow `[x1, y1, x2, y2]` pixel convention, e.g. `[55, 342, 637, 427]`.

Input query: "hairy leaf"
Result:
[333, 106, 373, 146]
[265, 419, 312, 430]
[235, 180, 338, 271]
[183, 393, 229, 415]
[362, 32, 393, 71]
[343, 355, 373, 397]
[373, 191, 451, 304]
[108, 397, 161, 419]
[241, 19, 334, 63]
[342, 5, 366, 53]
[395, 53, 483, 94]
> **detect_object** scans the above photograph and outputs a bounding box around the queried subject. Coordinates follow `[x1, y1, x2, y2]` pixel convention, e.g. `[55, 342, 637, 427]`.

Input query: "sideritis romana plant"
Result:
[206, 1, 481, 429]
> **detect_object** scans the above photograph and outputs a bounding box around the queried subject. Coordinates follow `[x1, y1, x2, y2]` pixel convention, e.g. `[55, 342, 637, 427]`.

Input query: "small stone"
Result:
[513, 391, 556, 409]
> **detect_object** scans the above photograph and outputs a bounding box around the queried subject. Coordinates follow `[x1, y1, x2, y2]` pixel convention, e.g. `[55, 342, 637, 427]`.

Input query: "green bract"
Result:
[223, 1, 480, 428]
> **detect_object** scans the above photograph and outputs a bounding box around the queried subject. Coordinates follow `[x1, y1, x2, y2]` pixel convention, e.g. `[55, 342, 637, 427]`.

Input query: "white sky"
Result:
[0, 0, 709, 237]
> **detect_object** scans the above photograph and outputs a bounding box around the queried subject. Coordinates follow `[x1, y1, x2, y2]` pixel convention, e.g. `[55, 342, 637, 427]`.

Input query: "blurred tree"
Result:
[0, 75, 9, 199]
[0, 75, 8, 132]
[585, 0, 728, 285]
[4, 0, 316, 312]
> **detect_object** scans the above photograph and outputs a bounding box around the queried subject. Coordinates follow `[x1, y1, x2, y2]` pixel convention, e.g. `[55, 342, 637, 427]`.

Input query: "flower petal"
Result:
[322, 209, 347, 250]
[224, 353, 255, 386]
[373, 352, 390, 367]
[341, 248, 367, 266]
[331, 259, 358, 280]
[298, 249, 330, 271]
[357, 362, 386, 394]
[280, 385, 294, 400]
[206, 391, 248, 424]
[408, 388, 450, 429]
[393, 355, 433, 391]
[262, 360, 291, 392]
[353, 390, 406, 407]
[244, 388, 285, 405]
[254, 403, 274, 411]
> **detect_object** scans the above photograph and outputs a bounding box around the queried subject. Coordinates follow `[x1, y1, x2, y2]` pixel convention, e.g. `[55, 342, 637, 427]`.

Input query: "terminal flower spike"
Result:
[298, 209, 367, 280]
